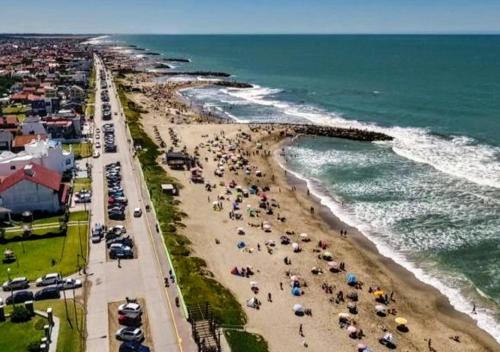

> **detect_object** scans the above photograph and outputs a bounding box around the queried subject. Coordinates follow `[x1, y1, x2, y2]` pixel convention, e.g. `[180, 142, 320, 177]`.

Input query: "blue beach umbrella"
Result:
[346, 273, 357, 284]
[291, 286, 301, 296]
[237, 241, 246, 249]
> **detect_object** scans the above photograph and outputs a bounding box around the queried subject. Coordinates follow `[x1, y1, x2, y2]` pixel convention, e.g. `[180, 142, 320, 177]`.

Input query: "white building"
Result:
[0, 137, 74, 177]
[0, 163, 68, 214]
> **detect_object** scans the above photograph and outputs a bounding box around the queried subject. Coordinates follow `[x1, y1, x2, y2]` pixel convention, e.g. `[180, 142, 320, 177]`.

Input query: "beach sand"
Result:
[121, 74, 499, 352]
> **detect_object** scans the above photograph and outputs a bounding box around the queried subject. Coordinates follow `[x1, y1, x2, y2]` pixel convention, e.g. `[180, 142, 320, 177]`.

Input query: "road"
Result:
[85, 55, 193, 352]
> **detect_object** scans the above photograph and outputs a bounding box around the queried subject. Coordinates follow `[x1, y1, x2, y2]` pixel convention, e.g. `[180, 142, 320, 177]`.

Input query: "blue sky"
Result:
[1, 0, 499, 34]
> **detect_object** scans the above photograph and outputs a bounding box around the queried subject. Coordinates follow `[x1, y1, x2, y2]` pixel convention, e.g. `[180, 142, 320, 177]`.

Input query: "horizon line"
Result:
[1, 32, 500, 36]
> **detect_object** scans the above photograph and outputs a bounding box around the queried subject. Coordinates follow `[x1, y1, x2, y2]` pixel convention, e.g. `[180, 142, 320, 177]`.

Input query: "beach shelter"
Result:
[375, 304, 386, 313]
[237, 227, 245, 235]
[395, 317, 408, 326]
[346, 273, 357, 284]
[321, 251, 333, 260]
[347, 325, 358, 334]
[291, 287, 301, 296]
[292, 304, 305, 315]
[327, 261, 340, 271]
[246, 297, 257, 308]
[237, 241, 246, 249]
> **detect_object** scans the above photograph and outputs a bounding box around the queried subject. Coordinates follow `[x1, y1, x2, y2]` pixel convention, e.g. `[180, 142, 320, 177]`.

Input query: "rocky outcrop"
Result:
[213, 81, 253, 88]
[165, 58, 191, 63]
[250, 123, 393, 142]
[163, 71, 231, 77]
[153, 62, 171, 69]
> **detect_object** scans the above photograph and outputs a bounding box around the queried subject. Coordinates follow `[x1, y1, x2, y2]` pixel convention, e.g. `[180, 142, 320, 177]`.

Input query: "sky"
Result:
[1, 0, 499, 34]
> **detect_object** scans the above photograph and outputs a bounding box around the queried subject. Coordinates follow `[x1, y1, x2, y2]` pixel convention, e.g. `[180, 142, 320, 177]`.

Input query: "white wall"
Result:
[0, 180, 61, 213]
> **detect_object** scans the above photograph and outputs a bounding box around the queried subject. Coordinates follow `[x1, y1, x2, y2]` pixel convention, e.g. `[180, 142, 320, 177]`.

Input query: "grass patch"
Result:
[224, 330, 269, 352]
[116, 80, 254, 335]
[0, 217, 88, 282]
[0, 312, 46, 351]
[85, 64, 96, 118]
[35, 299, 85, 352]
[73, 178, 91, 193]
[63, 143, 92, 159]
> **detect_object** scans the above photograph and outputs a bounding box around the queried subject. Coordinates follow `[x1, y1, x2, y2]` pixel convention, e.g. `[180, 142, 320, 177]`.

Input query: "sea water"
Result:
[109, 34, 500, 341]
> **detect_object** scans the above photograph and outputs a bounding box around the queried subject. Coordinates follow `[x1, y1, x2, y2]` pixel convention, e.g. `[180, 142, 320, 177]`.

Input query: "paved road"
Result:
[85, 56, 192, 352]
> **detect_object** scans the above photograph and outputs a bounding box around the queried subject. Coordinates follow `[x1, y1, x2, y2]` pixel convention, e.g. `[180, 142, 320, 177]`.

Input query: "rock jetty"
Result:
[214, 81, 253, 88]
[165, 58, 191, 63]
[251, 123, 393, 142]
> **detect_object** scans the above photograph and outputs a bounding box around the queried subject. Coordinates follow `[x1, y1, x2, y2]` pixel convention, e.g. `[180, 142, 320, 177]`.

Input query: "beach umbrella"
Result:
[250, 281, 258, 288]
[327, 261, 340, 270]
[375, 304, 386, 313]
[237, 241, 246, 249]
[338, 312, 350, 319]
[292, 242, 300, 250]
[347, 325, 357, 334]
[292, 304, 304, 313]
[357, 343, 367, 351]
[291, 287, 301, 296]
[322, 251, 333, 260]
[346, 273, 357, 284]
[395, 317, 408, 325]
[263, 223, 272, 232]
[383, 332, 394, 343]
[347, 302, 356, 310]
[373, 290, 384, 297]
[246, 298, 256, 308]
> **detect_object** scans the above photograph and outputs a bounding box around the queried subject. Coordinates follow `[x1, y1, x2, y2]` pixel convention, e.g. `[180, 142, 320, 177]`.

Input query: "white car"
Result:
[133, 208, 142, 217]
[58, 278, 82, 290]
[36, 273, 62, 287]
[118, 302, 142, 318]
[115, 327, 144, 342]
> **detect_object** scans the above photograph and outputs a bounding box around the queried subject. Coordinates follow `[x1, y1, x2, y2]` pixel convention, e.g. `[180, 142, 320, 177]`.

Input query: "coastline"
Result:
[97, 42, 500, 351]
[272, 137, 500, 350]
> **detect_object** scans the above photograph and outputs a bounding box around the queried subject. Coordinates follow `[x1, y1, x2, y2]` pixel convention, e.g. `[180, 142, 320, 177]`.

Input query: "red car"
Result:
[118, 314, 142, 327]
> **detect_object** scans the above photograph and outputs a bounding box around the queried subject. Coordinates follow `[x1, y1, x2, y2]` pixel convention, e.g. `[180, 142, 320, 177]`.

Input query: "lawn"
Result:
[36, 299, 85, 352]
[224, 330, 269, 352]
[73, 178, 91, 193]
[0, 215, 88, 282]
[0, 299, 85, 352]
[63, 142, 93, 159]
[85, 65, 96, 118]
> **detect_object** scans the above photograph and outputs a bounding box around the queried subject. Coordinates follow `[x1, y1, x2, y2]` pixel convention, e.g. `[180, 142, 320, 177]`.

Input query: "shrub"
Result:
[27, 341, 42, 352]
[10, 306, 32, 323]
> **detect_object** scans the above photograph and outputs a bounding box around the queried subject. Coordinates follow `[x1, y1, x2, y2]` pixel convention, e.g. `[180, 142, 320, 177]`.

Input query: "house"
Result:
[0, 131, 13, 151]
[0, 163, 69, 214]
[21, 116, 47, 135]
[12, 134, 48, 152]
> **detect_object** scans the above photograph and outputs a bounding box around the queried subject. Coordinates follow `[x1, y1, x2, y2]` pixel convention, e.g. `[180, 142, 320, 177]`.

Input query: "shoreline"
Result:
[99, 42, 500, 350]
[272, 138, 500, 349]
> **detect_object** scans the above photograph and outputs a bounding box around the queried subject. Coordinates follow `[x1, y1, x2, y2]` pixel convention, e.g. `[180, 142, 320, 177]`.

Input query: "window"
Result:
[10, 165, 16, 170]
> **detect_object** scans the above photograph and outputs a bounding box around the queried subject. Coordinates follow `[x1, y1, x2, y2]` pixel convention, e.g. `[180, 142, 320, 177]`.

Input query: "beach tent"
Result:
[293, 304, 305, 315]
[395, 317, 407, 326]
[327, 261, 340, 271]
[237, 241, 246, 249]
[346, 273, 357, 284]
[291, 287, 301, 296]
[375, 304, 386, 313]
[246, 297, 257, 308]
[322, 251, 333, 260]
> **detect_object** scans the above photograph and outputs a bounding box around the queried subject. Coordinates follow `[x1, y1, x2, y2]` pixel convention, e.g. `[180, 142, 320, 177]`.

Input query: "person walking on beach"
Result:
[472, 302, 477, 314]
[299, 323, 304, 337]
[268, 292, 272, 302]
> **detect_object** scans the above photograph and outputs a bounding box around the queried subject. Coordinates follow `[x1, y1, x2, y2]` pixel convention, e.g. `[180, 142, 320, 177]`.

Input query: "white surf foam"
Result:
[216, 85, 500, 190]
[275, 151, 500, 344]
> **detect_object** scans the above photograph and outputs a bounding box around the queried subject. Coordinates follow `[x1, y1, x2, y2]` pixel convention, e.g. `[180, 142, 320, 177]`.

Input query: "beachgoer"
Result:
[299, 324, 304, 337]
[268, 292, 272, 302]
[280, 282, 283, 290]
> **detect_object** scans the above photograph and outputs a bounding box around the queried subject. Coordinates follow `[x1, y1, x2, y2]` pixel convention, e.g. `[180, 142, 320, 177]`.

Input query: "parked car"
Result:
[6, 290, 33, 304]
[2, 277, 29, 291]
[119, 341, 151, 352]
[109, 212, 126, 221]
[109, 244, 133, 259]
[107, 236, 134, 248]
[118, 313, 142, 327]
[35, 273, 62, 287]
[133, 208, 142, 217]
[118, 302, 142, 318]
[57, 278, 82, 290]
[35, 286, 60, 301]
[116, 327, 144, 342]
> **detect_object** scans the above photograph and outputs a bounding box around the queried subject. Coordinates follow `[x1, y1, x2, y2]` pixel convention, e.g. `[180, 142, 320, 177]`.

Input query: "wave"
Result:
[275, 152, 500, 344]
[195, 84, 500, 190]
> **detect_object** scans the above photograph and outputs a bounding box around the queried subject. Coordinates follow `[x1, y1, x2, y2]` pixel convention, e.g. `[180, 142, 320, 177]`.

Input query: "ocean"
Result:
[107, 34, 500, 341]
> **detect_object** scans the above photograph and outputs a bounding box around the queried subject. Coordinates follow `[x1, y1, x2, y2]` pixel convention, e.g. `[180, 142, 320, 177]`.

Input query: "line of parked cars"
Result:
[103, 123, 117, 153]
[116, 299, 150, 352]
[1, 273, 82, 304]
[107, 162, 126, 221]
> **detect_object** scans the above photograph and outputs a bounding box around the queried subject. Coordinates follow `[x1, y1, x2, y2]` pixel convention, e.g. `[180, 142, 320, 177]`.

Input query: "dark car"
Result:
[109, 212, 126, 221]
[119, 341, 151, 352]
[107, 236, 134, 248]
[118, 313, 142, 327]
[6, 290, 34, 305]
[35, 287, 60, 301]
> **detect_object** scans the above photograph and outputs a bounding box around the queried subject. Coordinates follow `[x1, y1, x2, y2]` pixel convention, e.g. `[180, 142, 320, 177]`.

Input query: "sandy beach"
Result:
[118, 72, 500, 352]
